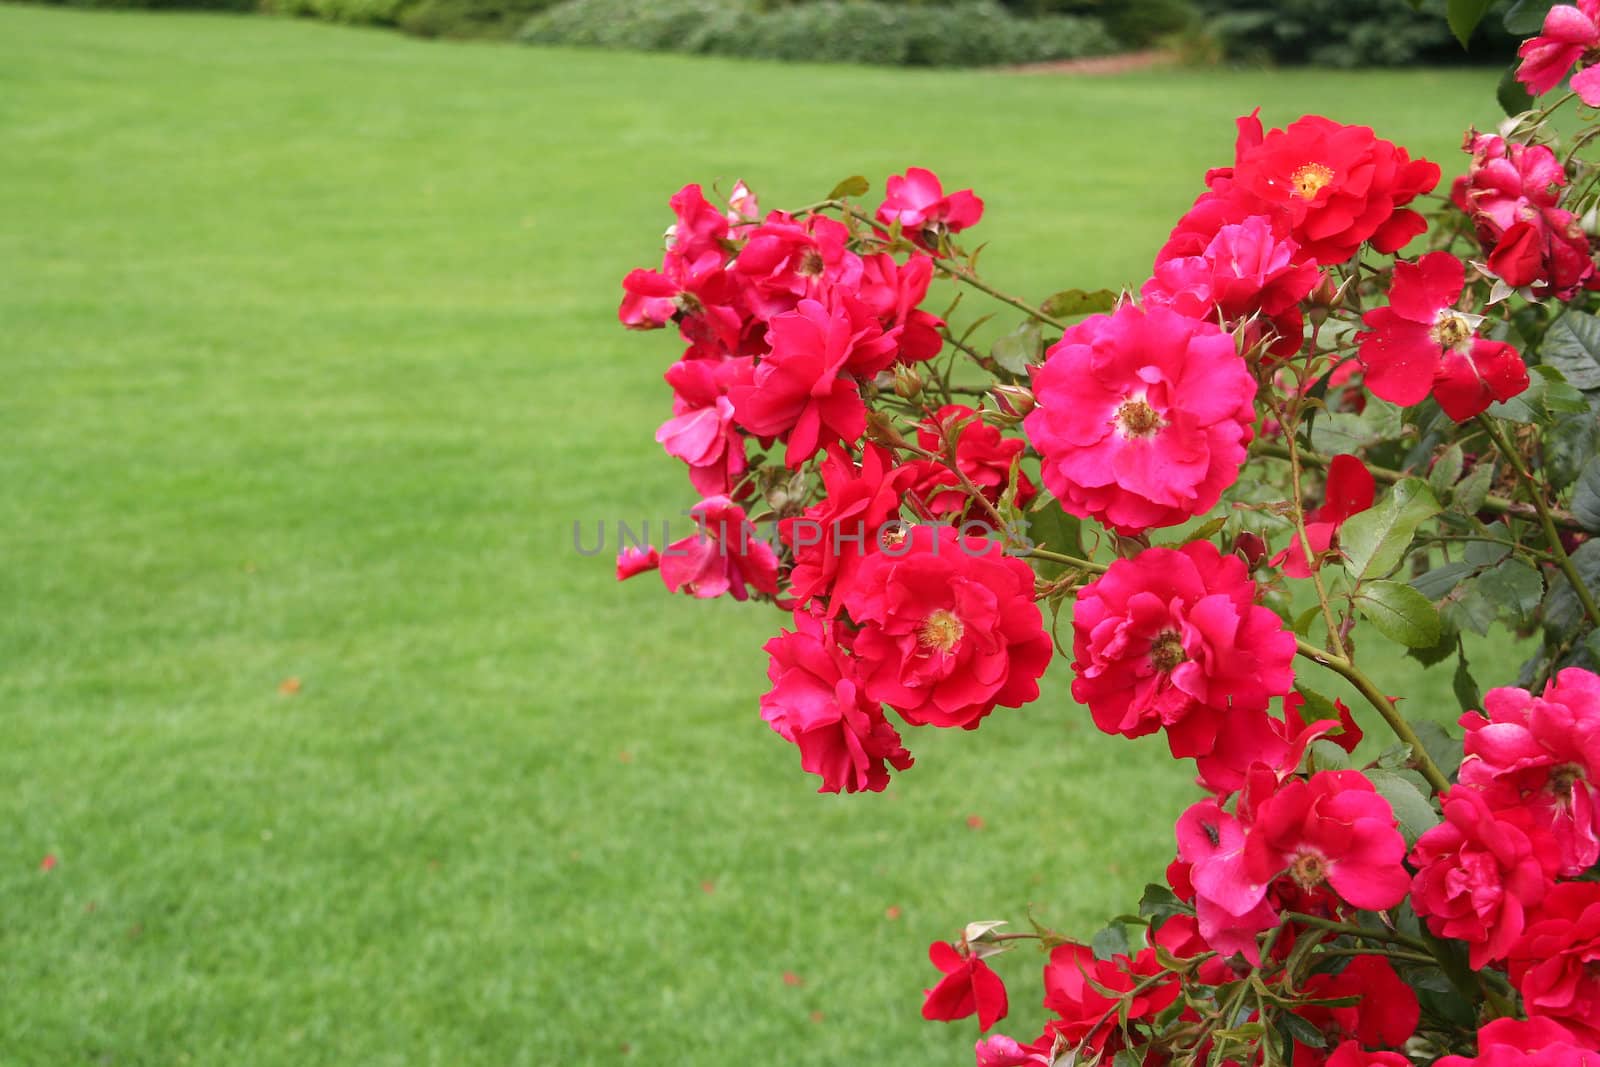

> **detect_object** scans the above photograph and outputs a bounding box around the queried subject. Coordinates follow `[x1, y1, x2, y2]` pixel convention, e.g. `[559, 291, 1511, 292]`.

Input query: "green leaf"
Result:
[1138, 883, 1187, 923]
[1024, 504, 1085, 578]
[1292, 604, 1323, 636]
[1412, 561, 1475, 602]
[1411, 718, 1466, 778]
[1448, 0, 1493, 46]
[1355, 580, 1443, 648]
[1442, 578, 1497, 636]
[1091, 922, 1131, 961]
[1542, 539, 1600, 641]
[1341, 478, 1440, 583]
[1310, 400, 1403, 456]
[1039, 288, 1116, 319]
[1477, 557, 1546, 624]
[1544, 312, 1600, 392]
[1278, 1011, 1328, 1049]
[1428, 444, 1464, 495]
[1306, 739, 1353, 772]
[1534, 365, 1589, 414]
[1574, 456, 1600, 533]
[1546, 411, 1598, 491]
[1505, 0, 1558, 34]
[1454, 654, 1483, 714]
[826, 175, 869, 200]
[990, 319, 1042, 376]
[1452, 460, 1496, 516]
[1465, 538, 1510, 568]
[1498, 62, 1537, 116]
[1368, 769, 1441, 845]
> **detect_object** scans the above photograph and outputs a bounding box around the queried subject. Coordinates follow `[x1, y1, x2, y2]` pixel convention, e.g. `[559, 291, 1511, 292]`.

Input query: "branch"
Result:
[1293, 636, 1452, 794]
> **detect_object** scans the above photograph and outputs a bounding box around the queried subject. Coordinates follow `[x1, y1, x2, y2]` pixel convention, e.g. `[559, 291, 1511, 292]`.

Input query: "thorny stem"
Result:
[806, 198, 1073, 331]
[1478, 415, 1600, 629]
[1315, 946, 1438, 967]
[1023, 546, 1106, 573]
[1280, 913, 1432, 955]
[1293, 636, 1453, 794]
[1283, 419, 1347, 659]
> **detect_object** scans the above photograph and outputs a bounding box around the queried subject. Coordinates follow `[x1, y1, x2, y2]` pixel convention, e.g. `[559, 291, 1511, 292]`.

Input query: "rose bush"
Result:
[612, 4, 1600, 1062]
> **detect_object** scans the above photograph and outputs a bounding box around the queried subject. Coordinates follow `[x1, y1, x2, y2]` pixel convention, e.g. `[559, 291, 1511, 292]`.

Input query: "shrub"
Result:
[725, 1, 913, 64]
[519, 0, 1117, 67]
[39, 0, 257, 11]
[265, 0, 408, 24]
[1194, 0, 1520, 67]
[610, 10, 1600, 1057]
[396, 0, 554, 37]
[520, 0, 753, 50]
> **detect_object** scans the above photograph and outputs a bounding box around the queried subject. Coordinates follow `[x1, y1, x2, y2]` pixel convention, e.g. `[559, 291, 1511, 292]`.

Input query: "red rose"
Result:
[731, 211, 862, 322]
[1409, 787, 1560, 969]
[659, 495, 779, 601]
[877, 167, 984, 238]
[1246, 771, 1411, 913]
[1071, 542, 1296, 759]
[1326, 1043, 1410, 1067]
[759, 610, 913, 794]
[781, 443, 914, 612]
[1437, 1017, 1600, 1067]
[656, 357, 752, 497]
[729, 295, 900, 467]
[1294, 956, 1419, 1056]
[1142, 214, 1319, 359]
[857, 252, 944, 363]
[1454, 132, 1598, 300]
[1024, 304, 1256, 536]
[1042, 944, 1179, 1056]
[1509, 881, 1600, 1044]
[922, 940, 1008, 1033]
[1516, 1, 1600, 102]
[1357, 252, 1529, 422]
[843, 525, 1051, 729]
[1460, 667, 1600, 876]
[1218, 112, 1440, 266]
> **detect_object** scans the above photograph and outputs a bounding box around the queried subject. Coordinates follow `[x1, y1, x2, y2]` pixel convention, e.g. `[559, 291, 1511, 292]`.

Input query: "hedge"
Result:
[517, 0, 1121, 67]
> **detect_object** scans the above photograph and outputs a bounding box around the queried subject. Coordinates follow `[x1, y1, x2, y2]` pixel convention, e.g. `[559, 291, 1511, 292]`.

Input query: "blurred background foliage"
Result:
[29, 0, 1528, 69]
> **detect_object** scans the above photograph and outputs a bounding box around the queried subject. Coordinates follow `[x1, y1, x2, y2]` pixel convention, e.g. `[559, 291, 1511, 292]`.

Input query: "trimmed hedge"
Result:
[518, 0, 1120, 67]
[1193, 0, 1520, 67]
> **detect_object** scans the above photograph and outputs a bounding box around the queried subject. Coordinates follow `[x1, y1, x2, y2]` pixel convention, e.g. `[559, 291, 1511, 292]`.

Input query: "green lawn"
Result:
[0, 7, 1515, 1064]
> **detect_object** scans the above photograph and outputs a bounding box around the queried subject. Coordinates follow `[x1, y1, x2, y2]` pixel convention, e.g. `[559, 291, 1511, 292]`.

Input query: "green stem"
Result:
[1022, 546, 1105, 573]
[1280, 912, 1432, 955]
[1293, 637, 1452, 794]
[1315, 946, 1437, 967]
[813, 199, 1073, 332]
[1284, 423, 1347, 657]
[1478, 415, 1600, 629]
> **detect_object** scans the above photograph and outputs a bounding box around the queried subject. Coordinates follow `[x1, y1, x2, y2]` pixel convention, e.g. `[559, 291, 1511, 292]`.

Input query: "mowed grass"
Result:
[0, 7, 1517, 1064]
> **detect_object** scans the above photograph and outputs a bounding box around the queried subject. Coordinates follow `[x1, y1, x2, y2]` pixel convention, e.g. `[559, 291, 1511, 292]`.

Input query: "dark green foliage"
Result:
[520, 0, 756, 51]
[1104, 0, 1197, 46]
[397, 0, 556, 36]
[519, 0, 1117, 67]
[40, 0, 257, 11]
[1193, 0, 1520, 67]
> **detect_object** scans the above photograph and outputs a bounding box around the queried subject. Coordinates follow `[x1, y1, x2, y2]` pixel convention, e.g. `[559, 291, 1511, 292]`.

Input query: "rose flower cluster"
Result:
[615, 35, 1600, 1065]
[617, 169, 1052, 794]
